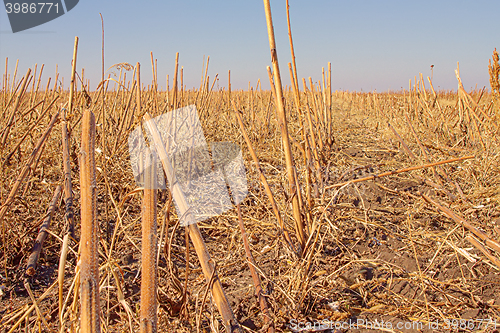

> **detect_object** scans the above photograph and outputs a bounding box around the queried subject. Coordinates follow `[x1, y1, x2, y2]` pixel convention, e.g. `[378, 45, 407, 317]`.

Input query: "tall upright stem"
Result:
[262, 0, 306, 251]
[140, 152, 158, 332]
[80, 110, 100, 333]
[286, 0, 299, 104]
[64, 36, 78, 238]
[172, 52, 179, 110]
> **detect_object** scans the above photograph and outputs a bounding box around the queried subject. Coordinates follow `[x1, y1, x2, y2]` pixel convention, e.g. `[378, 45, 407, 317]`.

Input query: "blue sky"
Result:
[0, 0, 498, 92]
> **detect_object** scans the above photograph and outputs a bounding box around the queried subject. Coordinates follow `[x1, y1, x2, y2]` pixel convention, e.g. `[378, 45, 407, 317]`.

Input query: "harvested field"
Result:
[1, 38, 500, 333]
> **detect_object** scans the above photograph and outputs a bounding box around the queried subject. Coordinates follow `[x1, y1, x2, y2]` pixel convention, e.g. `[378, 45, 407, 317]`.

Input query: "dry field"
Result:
[1, 34, 500, 333]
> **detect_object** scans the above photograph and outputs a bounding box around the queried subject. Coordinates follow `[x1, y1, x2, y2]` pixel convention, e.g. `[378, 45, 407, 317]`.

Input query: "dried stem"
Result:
[143, 113, 242, 333]
[262, 0, 306, 252]
[26, 185, 62, 276]
[172, 52, 179, 110]
[140, 153, 158, 333]
[79, 110, 100, 333]
[236, 204, 275, 333]
[325, 155, 474, 190]
[422, 194, 500, 254]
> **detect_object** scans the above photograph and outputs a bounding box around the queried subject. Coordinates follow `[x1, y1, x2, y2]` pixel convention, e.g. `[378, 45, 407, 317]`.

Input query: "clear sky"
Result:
[0, 0, 498, 92]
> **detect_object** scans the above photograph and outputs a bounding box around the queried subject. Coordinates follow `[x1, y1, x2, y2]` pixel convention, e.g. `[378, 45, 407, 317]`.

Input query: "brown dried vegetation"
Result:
[1, 46, 500, 333]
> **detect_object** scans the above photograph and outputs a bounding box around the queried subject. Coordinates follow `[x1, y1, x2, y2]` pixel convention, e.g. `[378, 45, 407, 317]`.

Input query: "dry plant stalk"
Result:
[388, 122, 416, 161]
[422, 194, 500, 254]
[136, 62, 142, 116]
[62, 36, 79, 239]
[67, 37, 79, 118]
[26, 185, 62, 276]
[79, 109, 100, 333]
[6, 280, 58, 333]
[58, 233, 71, 327]
[236, 204, 275, 333]
[171, 52, 179, 110]
[140, 152, 158, 333]
[138, 65, 158, 330]
[286, 0, 299, 105]
[488, 48, 499, 103]
[143, 112, 242, 333]
[326, 62, 332, 145]
[325, 155, 474, 190]
[228, 70, 231, 107]
[62, 117, 75, 238]
[263, 0, 306, 251]
[465, 235, 500, 270]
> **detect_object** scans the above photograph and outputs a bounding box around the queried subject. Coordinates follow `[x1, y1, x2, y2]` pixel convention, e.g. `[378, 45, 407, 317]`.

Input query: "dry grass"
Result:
[1, 55, 499, 333]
